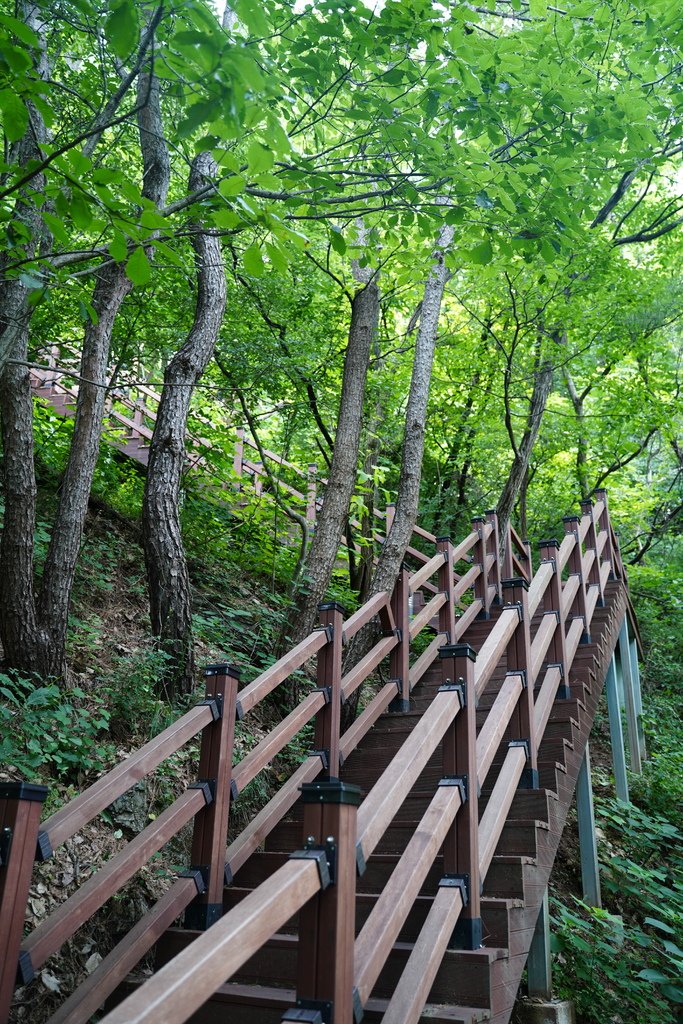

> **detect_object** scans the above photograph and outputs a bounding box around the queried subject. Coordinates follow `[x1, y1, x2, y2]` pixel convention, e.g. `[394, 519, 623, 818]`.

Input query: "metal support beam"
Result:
[576, 744, 601, 908]
[629, 637, 647, 762]
[605, 654, 629, 803]
[618, 619, 642, 774]
[527, 890, 552, 1000]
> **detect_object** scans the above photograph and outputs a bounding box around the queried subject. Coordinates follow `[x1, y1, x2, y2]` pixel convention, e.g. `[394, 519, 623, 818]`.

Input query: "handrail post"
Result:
[290, 781, 362, 1024]
[232, 427, 244, 490]
[437, 537, 455, 643]
[389, 567, 411, 712]
[563, 514, 590, 645]
[385, 502, 395, 537]
[185, 664, 239, 929]
[502, 578, 538, 788]
[439, 644, 481, 949]
[594, 487, 616, 578]
[0, 782, 48, 1022]
[485, 510, 502, 604]
[539, 539, 570, 699]
[502, 520, 514, 580]
[314, 603, 345, 779]
[472, 515, 490, 618]
[307, 463, 318, 528]
[580, 499, 605, 607]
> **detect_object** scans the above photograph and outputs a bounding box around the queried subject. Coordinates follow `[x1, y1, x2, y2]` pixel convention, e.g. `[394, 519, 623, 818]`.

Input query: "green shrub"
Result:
[0, 673, 113, 782]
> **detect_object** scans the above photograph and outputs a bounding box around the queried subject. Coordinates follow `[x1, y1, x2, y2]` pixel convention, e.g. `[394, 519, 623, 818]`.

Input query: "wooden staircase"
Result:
[147, 583, 628, 1024]
[0, 494, 637, 1024]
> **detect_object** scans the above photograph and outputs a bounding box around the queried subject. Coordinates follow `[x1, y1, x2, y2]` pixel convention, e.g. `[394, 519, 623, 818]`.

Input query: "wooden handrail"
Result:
[409, 550, 447, 594]
[450, 528, 478, 563]
[527, 560, 553, 619]
[42, 702, 215, 850]
[225, 756, 323, 879]
[342, 590, 392, 642]
[557, 531, 576, 573]
[529, 612, 558, 685]
[341, 635, 398, 702]
[409, 631, 448, 689]
[473, 606, 520, 698]
[339, 682, 398, 763]
[354, 783, 463, 1006]
[452, 562, 480, 604]
[409, 591, 447, 640]
[356, 687, 462, 864]
[236, 628, 328, 717]
[478, 743, 527, 880]
[381, 882, 465, 1024]
[232, 690, 326, 796]
[45, 877, 200, 1024]
[476, 672, 524, 788]
[561, 573, 580, 620]
[533, 664, 564, 746]
[99, 858, 323, 1024]
[24, 786, 210, 971]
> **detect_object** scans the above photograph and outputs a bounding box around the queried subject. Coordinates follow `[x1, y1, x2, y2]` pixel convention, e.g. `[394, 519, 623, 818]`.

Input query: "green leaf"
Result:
[0, 89, 28, 142]
[467, 239, 493, 265]
[247, 141, 274, 174]
[105, 0, 140, 59]
[125, 246, 151, 286]
[329, 229, 346, 256]
[108, 231, 128, 263]
[529, 0, 547, 14]
[219, 176, 246, 198]
[242, 244, 264, 276]
[232, 0, 271, 36]
[643, 917, 676, 934]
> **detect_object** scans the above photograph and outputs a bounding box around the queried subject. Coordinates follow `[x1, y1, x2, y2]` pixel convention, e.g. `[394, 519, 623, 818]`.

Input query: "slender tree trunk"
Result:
[563, 368, 590, 499]
[143, 152, 227, 699]
[367, 224, 454, 597]
[285, 273, 380, 643]
[496, 360, 553, 544]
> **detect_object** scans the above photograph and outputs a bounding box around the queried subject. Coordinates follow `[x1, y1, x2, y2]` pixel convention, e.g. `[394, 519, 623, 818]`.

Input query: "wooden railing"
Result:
[0, 493, 628, 1024]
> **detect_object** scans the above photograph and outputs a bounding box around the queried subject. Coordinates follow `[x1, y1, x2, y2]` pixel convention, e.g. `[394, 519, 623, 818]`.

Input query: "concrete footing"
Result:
[514, 998, 576, 1024]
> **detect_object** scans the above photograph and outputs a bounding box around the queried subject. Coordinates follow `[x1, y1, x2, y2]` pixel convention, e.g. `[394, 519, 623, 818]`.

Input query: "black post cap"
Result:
[317, 601, 348, 616]
[300, 781, 362, 806]
[204, 663, 241, 679]
[538, 538, 560, 550]
[501, 577, 529, 591]
[439, 643, 477, 662]
[0, 782, 48, 803]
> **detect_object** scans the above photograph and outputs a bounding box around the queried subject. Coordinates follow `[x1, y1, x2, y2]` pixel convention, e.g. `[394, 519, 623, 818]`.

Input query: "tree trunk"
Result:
[496, 359, 553, 545]
[367, 224, 454, 598]
[563, 368, 590, 499]
[35, 264, 133, 675]
[285, 274, 380, 643]
[142, 152, 227, 700]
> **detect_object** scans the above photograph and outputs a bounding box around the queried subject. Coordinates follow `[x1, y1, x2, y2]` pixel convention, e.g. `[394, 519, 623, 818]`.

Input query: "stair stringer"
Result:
[475, 580, 629, 1024]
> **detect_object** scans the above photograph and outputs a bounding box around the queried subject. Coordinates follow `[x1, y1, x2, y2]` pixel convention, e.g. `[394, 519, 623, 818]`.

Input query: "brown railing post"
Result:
[437, 537, 455, 643]
[439, 644, 481, 949]
[502, 520, 514, 580]
[390, 566, 411, 712]
[539, 539, 570, 700]
[580, 499, 605, 607]
[502, 578, 538, 788]
[185, 664, 239, 929]
[472, 515, 490, 618]
[0, 782, 48, 1022]
[288, 780, 362, 1024]
[563, 514, 591, 644]
[485, 510, 502, 604]
[307, 463, 318, 528]
[314, 603, 344, 779]
[385, 502, 395, 537]
[594, 487, 616, 578]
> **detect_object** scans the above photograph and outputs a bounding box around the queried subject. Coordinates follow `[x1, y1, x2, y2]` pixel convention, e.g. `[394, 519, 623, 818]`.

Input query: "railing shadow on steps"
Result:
[0, 490, 636, 1024]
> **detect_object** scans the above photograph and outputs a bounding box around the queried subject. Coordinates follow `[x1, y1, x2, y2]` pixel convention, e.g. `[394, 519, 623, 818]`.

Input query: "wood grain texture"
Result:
[99, 859, 321, 1024]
